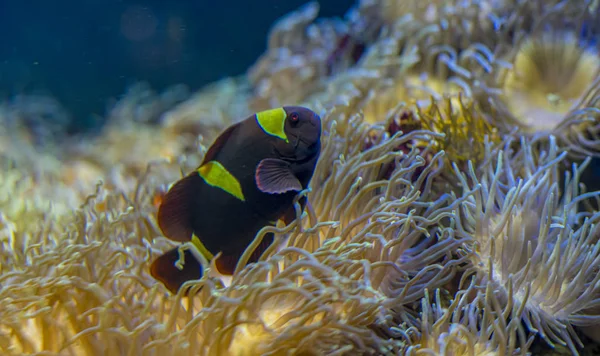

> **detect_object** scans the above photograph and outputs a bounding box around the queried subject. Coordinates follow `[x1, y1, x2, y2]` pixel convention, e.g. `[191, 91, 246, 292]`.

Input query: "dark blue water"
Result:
[0, 0, 355, 132]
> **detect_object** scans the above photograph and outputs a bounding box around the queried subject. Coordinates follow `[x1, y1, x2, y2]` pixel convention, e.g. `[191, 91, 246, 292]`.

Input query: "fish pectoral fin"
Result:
[150, 247, 204, 295]
[214, 233, 275, 275]
[157, 173, 202, 242]
[255, 158, 303, 194]
[213, 253, 239, 276]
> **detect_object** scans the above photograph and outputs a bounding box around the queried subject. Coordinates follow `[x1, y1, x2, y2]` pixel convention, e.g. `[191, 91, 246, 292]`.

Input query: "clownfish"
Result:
[150, 106, 322, 294]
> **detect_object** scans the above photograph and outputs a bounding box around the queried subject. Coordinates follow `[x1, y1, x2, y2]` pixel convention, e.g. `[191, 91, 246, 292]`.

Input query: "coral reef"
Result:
[3, 0, 600, 355]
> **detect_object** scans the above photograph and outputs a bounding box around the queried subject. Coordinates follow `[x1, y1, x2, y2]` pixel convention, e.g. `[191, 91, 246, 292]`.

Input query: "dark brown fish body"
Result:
[194, 117, 317, 252]
[150, 106, 321, 293]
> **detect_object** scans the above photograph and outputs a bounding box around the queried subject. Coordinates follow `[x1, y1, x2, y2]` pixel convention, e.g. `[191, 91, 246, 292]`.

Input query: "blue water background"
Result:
[0, 0, 355, 132]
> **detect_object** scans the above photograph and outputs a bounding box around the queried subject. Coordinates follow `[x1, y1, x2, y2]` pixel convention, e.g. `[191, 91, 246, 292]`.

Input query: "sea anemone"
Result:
[1, 94, 72, 147]
[491, 32, 600, 136]
[349, 16, 506, 129]
[161, 77, 252, 140]
[452, 135, 600, 354]
[0, 102, 465, 355]
[191, 244, 405, 355]
[414, 95, 501, 174]
[302, 105, 470, 327]
[64, 85, 206, 190]
[0, 180, 163, 355]
[375, 0, 503, 49]
[248, 2, 359, 111]
[6, 1, 600, 354]
[405, 280, 534, 355]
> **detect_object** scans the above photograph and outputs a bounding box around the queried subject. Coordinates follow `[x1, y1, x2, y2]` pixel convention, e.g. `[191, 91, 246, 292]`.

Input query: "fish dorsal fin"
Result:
[157, 173, 202, 242]
[150, 247, 203, 295]
[255, 158, 303, 194]
[202, 122, 241, 164]
[255, 107, 289, 143]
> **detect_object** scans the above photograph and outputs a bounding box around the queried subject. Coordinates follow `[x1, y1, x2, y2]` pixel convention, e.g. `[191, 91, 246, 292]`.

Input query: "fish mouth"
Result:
[293, 133, 316, 147]
[275, 135, 319, 162]
[286, 133, 303, 149]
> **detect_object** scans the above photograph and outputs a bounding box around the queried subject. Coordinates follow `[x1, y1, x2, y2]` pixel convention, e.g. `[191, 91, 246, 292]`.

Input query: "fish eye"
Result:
[289, 112, 300, 126]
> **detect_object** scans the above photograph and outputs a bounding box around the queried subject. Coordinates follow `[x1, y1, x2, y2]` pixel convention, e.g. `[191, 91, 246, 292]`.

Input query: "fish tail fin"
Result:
[157, 173, 203, 243]
[150, 247, 204, 295]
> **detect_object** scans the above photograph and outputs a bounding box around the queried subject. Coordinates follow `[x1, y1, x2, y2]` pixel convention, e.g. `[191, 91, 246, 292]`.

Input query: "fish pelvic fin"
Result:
[150, 247, 204, 295]
[214, 233, 275, 275]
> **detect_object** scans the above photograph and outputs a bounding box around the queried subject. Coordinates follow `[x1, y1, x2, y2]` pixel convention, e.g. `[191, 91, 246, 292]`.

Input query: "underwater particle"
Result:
[151, 106, 322, 294]
[453, 135, 600, 355]
[493, 32, 600, 135]
[120, 5, 158, 42]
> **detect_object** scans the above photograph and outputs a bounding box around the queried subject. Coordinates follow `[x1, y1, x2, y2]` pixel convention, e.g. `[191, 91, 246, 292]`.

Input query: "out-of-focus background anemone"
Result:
[4, 0, 600, 355]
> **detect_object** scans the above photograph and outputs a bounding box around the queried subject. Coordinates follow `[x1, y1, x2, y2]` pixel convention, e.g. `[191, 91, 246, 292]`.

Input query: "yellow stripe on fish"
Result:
[197, 160, 245, 201]
[255, 107, 289, 142]
[191, 234, 214, 260]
